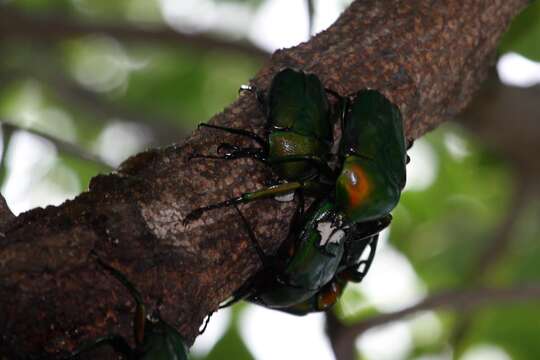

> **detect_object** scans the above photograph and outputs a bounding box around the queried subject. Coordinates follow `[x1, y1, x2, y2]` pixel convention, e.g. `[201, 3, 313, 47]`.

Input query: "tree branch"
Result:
[327, 284, 540, 360]
[0, 121, 114, 170]
[0, 0, 528, 358]
[1, 49, 190, 145]
[0, 6, 269, 61]
[436, 75, 540, 353]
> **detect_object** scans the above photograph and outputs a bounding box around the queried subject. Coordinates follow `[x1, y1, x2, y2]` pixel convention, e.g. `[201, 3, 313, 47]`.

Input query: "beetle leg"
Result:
[219, 278, 258, 309]
[190, 144, 267, 163]
[197, 123, 268, 150]
[239, 85, 267, 115]
[234, 205, 269, 266]
[348, 214, 392, 241]
[94, 255, 147, 346]
[341, 235, 379, 283]
[405, 138, 414, 164]
[62, 334, 134, 360]
[198, 312, 213, 335]
[183, 181, 328, 224]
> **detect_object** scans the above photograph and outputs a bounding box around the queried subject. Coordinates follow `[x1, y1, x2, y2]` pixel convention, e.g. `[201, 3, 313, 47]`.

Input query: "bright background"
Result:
[1, 1, 539, 359]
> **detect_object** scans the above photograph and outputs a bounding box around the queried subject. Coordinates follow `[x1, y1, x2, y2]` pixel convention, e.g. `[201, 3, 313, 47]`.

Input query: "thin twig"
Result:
[355, 285, 540, 333]
[449, 179, 532, 352]
[0, 121, 114, 170]
[472, 181, 531, 283]
[328, 284, 540, 360]
[3, 56, 188, 146]
[307, 0, 315, 36]
[0, 6, 269, 60]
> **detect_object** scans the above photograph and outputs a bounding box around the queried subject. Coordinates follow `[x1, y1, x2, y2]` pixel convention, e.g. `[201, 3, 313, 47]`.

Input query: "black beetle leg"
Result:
[93, 254, 147, 347]
[198, 312, 213, 335]
[239, 85, 267, 114]
[405, 138, 414, 164]
[344, 236, 379, 283]
[189, 144, 267, 163]
[197, 123, 268, 150]
[62, 335, 134, 360]
[234, 205, 269, 267]
[183, 181, 319, 224]
[219, 277, 258, 309]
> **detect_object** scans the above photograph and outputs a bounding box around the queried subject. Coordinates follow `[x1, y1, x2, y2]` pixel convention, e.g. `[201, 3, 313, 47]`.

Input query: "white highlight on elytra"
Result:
[317, 221, 345, 246]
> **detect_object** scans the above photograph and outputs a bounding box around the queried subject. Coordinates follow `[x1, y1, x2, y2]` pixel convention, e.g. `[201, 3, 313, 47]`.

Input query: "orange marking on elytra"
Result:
[344, 164, 371, 208]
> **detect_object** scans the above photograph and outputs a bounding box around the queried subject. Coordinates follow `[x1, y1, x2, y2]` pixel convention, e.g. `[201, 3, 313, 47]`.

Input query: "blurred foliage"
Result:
[500, 1, 540, 61]
[1, 0, 540, 359]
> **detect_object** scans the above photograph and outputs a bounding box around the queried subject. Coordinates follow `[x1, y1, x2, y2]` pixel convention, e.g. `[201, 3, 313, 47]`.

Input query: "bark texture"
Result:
[0, 0, 528, 357]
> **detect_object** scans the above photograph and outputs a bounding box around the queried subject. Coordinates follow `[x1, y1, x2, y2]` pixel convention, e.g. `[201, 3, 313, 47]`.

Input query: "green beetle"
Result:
[224, 202, 389, 314]
[275, 90, 409, 314]
[184, 68, 337, 223]
[61, 257, 189, 360]
[219, 89, 408, 314]
[334, 89, 408, 224]
[272, 231, 382, 316]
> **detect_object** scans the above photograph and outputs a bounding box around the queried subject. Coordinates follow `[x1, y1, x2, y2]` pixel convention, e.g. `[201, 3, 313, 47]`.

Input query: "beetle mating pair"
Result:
[185, 68, 411, 315]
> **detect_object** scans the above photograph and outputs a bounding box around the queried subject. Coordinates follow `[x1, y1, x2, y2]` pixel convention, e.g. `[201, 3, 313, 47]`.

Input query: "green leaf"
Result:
[499, 2, 540, 61]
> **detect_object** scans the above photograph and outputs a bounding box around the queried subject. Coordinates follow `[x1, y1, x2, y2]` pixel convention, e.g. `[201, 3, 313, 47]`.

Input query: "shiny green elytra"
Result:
[335, 89, 407, 224]
[265, 68, 333, 179]
[217, 90, 407, 315]
[226, 200, 389, 315]
[230, 198, 345, 310]
[63, 258, 189, 360]
[277, 219, 385, 315]
[184, 68, 336, 223]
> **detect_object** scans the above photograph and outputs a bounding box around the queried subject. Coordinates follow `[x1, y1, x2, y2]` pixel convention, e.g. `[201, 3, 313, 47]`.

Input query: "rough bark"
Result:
[0, 0, 528, 357]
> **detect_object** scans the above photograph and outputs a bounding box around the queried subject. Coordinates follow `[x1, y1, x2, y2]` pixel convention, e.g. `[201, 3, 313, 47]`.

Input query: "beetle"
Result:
[333, 89, 409, 225]
[184, 68, 337, 223]
[61, 256, 189, 360]
[222, 202, 389, 314]
[271, 231, 382, 316]
[278, 89, 410, 313]
[217, 89, 408, 314]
